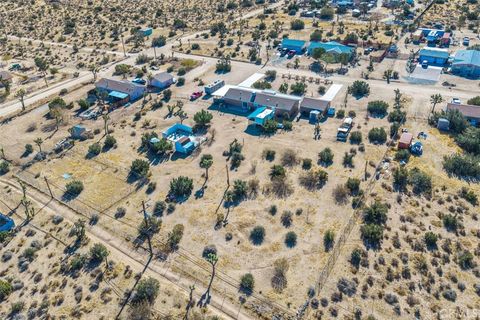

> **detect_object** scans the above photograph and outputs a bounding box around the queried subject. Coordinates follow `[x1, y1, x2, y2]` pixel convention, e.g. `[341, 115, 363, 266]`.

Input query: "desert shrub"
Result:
[90, 243, 109, 262]
[408, 168, 432, 195]
[88, 143, 101, 156]
[290, 82, 307, 95]
[290, 20, 305, 30]
[281, 149, 299, 167]
[133, 277, 160, 304]
[443, 153, 480, 180]
[333, 184, 348, 204]
[130, 159, 150, 178]
[319, 6, 335, 19]
[456, 127, 480, 155]
[318, 147, 334, 166]
[336, 109, 345, 118]
[270, 165, 286, 180]
[250, 226, 266, 245]
[24, 144, 33, 155]
[349, 80, 370, 97]
[138, 216, 161, 238]
[70, 254, 87, 271]
[363, 201, 388, 225]
[345, 178, 360, 195]
[324, 229, 335, 250]
[169, 176, 193, 198]
[271, 258, 289, 291]
[393, 167, 408, 190]
[424, 232, 438, 248]
[388, 109, 406, 123]
[66, 180, 84, 196]
[360, 224, 384, 246]
[263, 149, 276, 161]
[337, 278, 357, 296]
[350, 248, 364, 267]
[459, 187, 478, 206]
[443, 214, 459, 231]
[103, 135, 116, 149]
[167, 224, 184, 250]
[299, 168, 328, 190]
[368, 127, 387, 144]
[0, 280, 12, 301]
[285, 231, 297, 247]
[343, 152, 354, 168]
[240, 273, 255, 294]
[457, 251, 474, 269]
[395, 149, 410, 162]
[349, 131, 362, 144]
[281, 211, 293, 227]
[0, 161, 10, 175]
[153, 201, 166, 216]
[367, 100, 389, 117]
[302, 158, 312, 170]
[232, 179, 248, 200]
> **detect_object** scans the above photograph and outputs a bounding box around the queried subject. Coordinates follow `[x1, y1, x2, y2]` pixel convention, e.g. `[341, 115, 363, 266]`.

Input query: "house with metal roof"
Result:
[221, 87, 256, 110]
[418, 47, 450, 66]
[451, 50, 480, 79]
[95, 78, 146, 101]
[307, 41, 354, 58]
[253, 91, 301, 117]
[151, 72, 175, 89]
[446, 102, 480, 127]
[281, 38, 307, 53]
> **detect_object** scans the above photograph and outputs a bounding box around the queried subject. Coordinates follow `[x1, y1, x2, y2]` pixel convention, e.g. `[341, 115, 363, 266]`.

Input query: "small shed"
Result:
[151, 72, 175, 89]
[398, 132, 413, 149]
[437, 118, 450, 131]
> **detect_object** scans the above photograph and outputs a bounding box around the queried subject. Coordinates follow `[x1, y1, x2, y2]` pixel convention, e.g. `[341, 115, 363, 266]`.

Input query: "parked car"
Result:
[280, 48, 289, 57]
[451, 98, 461, 104]
[421, 60, 428, 68]
[190, 91, 203, 100]
[150, 66, 159, 71]
[463, 37, 470, 46]
[132, 78, 146, 85]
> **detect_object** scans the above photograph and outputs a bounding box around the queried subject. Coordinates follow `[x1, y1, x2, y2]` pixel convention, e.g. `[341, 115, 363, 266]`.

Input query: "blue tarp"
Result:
[108, 91, 129, 99]
[0, 214, 15, 232]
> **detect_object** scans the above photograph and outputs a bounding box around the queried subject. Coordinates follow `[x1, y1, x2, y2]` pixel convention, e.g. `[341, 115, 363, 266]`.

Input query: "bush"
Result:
[290, 20, 305, 30]
[299, 168, 328, 190]
[169, 176, 194, 198]
[367, 100, 389, 117]
[290, 82, 307, 95]
[0, 161, 10, 175]
[302, 158, 312, 170]
[24, 144, 33, 155]
[349, 131, 362, 144]
[388, 109, 406, 123]
[193, 109, 213, 127]
[138, 216, 161, 238]
[130, 159, 150, 178]
[250, 226, 265, 245]
[345, 177, 360, 195]
[408, 168, 432, 195]
[153, 201, 166, 216]
[393, 167, 408, 190]
[319, 6, 335, 19]
[66, 180, 84, 196]
[285, 231, 297, 247]
[103, 135, 116, 149]
[88, 143, 101, 156]
[133, 277, 160, 304]
[333, 184, 348, 204]
[457, 251, 474, 269]
[281, 149, 299, 167]
[240, 273, 255, 294]
[349, 80, 370, 97]
[363, 201, 388, 225]
[167, 224, 184, 250]
[263, 149, 276, 161]
[442, 214, 459, 231]
[467, 96, 480, 106]
[0, 280, 12, 300]
[176, 77, 185, 86]
[459, 187, 478, 206]
[360, 224, 384, 246]
[90, 243, 109, 262]
[424, 232, 438, 248]
[368, 127, 387, 144]
[324, 229, 335, 250]
[232, 179, 248, 201]
[395, 149, 410, 162]
[318, 147, 334, 166]
[456, 127, 480, 155]
[443, 153, 480, 180]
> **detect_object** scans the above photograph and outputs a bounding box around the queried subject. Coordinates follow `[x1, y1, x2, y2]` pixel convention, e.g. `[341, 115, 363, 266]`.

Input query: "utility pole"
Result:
[44, 177, 54, 198]
[142, 201, 153, 256]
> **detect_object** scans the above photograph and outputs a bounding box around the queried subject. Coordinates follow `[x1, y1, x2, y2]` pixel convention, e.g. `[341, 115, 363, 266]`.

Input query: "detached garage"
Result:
[418, 47, 450, 66]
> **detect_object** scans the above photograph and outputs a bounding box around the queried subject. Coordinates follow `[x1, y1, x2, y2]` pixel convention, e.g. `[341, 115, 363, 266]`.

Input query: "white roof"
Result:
[238, 73, 265, 88]
[321, 84, 343, 102]
[257, 108, 274, 119]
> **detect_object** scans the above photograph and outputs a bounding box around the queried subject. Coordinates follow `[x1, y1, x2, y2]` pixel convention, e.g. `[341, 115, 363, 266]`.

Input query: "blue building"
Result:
[418, 47, 449, 66]
[247, 107, 275, 127]
[307, 41, 354, 58]
[451, 50, 480, 79]
[281, 39, 306, 53]
[162, 123, 198, 154]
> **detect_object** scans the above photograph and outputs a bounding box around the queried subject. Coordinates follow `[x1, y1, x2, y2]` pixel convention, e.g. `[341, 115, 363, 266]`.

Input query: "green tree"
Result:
[133, 277, 160, 304]
[130, 159, 150, 178]
[66, 180, 84, 196]
[169, 176, 194, 197]
[90, 243, 109, 262]
[199, 154, 213, 180]
[193, 109, 213, 127]
[167, 224, 184, 251]
[350, 80, 370, 97]
[240, 273, 255, 294]
[290, 19, 305, 30]
[34, 57, 49, 86]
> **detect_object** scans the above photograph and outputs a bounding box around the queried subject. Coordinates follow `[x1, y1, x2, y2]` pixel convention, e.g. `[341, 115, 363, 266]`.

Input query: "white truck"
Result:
[337, 117, 353, 142]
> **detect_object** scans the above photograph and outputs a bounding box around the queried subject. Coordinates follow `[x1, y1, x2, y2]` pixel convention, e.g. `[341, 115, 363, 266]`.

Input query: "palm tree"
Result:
[34, 138, 43, 153]
[430, 94, 444, 115]
[15, 89, 27, 111]
[199, 154, 213, 180]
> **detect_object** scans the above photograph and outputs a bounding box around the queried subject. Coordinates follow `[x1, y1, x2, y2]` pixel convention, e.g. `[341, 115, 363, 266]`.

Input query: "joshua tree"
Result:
[15, 89, 27, 111]
[89, 64, 99, 82]
[200, 246, 218, 306]
[34, 138, 43, 153]
[34, 57, 49, 87]
[102, 114, 110, 136]
[199, 154, 213, 180]
[72, 219, 86, 243]
[430, 94, 444, 115]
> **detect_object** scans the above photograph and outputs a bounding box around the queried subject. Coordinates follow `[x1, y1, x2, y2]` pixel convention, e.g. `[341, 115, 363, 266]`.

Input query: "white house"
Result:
[95, 78, 146, 101]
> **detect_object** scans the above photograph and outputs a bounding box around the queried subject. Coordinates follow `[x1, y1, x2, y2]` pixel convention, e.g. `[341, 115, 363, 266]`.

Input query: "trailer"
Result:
[337, 117, 353, 141]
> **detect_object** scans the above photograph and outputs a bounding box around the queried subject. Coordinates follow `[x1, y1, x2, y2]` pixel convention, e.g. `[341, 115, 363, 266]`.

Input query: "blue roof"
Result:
[282, 38, 306, 48]
[308, 41, 354, 54]
[452, 50, 480, 67]
[419, 48, 449, 59]
[248, 107, 268, 119]
[109, 91, 129, 99]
